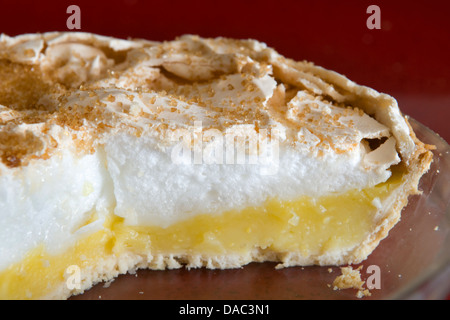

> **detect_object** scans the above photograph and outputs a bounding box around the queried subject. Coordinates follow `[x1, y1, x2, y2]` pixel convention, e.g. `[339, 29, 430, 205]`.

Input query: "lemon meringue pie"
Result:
[0, 32, 432, 299]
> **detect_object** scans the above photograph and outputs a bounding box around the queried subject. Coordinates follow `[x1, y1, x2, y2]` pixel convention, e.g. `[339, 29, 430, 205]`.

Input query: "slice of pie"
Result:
[0, 32, 433, 299]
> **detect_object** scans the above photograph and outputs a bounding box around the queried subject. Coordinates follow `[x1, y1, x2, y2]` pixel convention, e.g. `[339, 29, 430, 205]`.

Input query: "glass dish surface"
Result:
[70, 118, 450, 300]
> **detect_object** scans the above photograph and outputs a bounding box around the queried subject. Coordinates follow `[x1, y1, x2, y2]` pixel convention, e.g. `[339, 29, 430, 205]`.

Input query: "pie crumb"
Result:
[356, 289, 372, 298]
[332, 266, 371, 298]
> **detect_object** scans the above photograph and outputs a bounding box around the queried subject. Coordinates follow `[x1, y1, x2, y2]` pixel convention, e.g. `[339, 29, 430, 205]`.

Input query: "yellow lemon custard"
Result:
[0, 32, 432, 299]
[1, 167, 408, 299]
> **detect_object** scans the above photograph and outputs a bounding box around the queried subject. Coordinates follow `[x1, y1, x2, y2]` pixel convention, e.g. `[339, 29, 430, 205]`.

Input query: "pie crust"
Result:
[0, 32, 433, 299]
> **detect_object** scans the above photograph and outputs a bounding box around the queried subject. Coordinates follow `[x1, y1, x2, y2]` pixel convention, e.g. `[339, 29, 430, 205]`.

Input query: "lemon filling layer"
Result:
[0, 169, 403, 299]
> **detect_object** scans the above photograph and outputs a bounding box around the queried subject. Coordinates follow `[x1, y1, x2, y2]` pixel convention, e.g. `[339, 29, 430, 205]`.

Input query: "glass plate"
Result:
[71, 118, 450, 300]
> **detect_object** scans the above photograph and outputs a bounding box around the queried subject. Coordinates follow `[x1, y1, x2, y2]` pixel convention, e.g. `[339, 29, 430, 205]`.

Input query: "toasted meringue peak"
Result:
[0, 32, 415, 171]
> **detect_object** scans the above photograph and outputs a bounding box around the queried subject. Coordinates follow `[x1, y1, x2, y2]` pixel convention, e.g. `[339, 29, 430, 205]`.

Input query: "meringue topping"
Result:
[0, 32, 405, 171]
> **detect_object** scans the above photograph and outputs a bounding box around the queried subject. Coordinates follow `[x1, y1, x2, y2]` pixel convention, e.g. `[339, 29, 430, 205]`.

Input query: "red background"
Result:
[0, 0, 449, 143]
